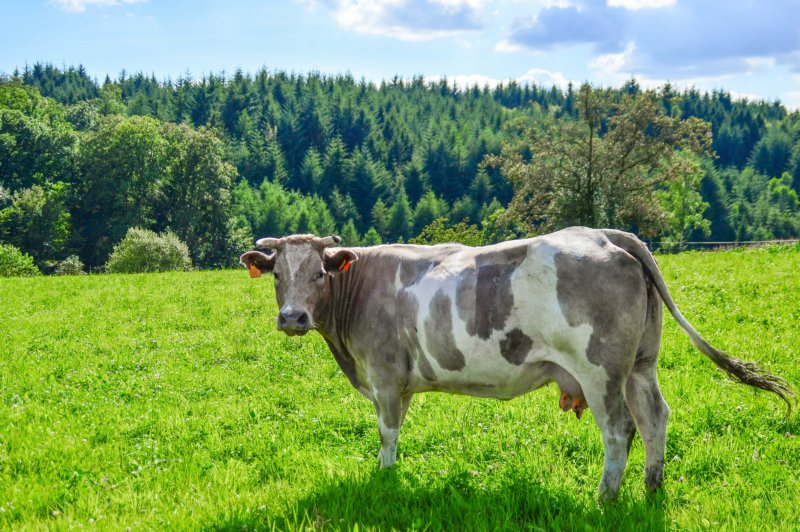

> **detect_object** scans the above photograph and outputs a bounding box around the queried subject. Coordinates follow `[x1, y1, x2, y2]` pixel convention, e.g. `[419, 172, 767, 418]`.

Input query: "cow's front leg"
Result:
[373, 389, 412, 468]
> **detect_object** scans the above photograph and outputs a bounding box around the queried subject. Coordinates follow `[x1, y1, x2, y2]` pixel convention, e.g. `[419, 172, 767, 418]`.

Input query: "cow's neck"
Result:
[315, 249, 369, 348]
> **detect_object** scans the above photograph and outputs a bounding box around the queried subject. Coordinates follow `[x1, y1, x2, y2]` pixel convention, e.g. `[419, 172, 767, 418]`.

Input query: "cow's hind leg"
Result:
[625, 292, 670, 492]
[582, 380, 637, 501]
[624, 281, 670, 493]
[626, 360, 670, 492]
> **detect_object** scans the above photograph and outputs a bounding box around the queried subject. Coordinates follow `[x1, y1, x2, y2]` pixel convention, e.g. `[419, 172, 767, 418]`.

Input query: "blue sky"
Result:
[3, 0, 800, 108]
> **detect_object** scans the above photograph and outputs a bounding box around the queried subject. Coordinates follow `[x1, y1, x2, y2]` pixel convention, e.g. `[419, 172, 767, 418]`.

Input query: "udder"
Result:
[544, 363, 588, 419]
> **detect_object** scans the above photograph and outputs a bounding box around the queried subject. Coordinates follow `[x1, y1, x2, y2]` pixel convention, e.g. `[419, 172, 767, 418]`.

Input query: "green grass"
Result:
[1, 246, 799, 530]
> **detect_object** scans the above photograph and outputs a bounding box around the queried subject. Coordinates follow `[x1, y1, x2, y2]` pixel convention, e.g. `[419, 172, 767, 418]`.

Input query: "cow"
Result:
[240, 227, 795, 500]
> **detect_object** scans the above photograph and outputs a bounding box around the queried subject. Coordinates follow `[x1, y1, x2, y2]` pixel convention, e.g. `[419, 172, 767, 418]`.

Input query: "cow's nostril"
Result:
[279, 314, 288, 325]
[297, 313, 308, 326]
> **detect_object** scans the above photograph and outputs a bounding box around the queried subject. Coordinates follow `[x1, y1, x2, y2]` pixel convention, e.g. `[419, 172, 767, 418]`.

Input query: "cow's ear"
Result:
[324, 248, 359, 275]
[240, 251, 276, 278]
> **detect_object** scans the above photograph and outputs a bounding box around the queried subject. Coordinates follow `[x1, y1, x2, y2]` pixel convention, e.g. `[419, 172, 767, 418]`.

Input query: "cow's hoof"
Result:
[597, 487, 621, 504]
[645, 463, 665, 493]
[378, 450, 397, 469]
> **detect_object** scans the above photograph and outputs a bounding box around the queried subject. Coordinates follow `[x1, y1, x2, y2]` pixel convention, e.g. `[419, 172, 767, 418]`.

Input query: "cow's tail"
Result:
[603, 229, 796, 417]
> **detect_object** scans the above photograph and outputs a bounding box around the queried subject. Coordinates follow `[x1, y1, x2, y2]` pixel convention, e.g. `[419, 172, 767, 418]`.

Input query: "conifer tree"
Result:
[298, 148, 323, 194]
[339, 219, 361, 247]
[362, 227, 382, 246]
[387, 190, 412, 242]
[322, 136, 351, 192]
[412, 190, 447, 234]
[371, 198, 390, 239]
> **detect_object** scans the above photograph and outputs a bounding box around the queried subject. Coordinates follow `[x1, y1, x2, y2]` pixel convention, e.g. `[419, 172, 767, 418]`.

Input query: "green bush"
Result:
[0, 243, 40, 277]
[55, 254, 86, 275]
[410, 217, 484, 246]
[105, 228, 192, 274]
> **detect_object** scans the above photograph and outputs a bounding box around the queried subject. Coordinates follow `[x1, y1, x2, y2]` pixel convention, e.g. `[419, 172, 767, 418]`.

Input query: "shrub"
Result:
[105, 228, 192, 274]
[219, 216, 254, 269]
[55, 255, 86, 275]
[0, 243, 40, 277]
[410, 217, 484, 247]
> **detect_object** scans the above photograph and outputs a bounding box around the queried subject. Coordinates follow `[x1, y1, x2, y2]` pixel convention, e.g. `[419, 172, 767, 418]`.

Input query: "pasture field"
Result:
[1, 245, 799, 531]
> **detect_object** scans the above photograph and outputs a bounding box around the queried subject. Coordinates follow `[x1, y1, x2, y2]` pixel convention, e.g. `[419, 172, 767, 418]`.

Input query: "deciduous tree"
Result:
[487, 84, 714, 237]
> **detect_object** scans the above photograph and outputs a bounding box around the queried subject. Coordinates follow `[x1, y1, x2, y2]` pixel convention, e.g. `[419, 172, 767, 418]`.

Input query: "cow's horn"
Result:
[255, 237, 283, 249]
[320, 235, 341, 248]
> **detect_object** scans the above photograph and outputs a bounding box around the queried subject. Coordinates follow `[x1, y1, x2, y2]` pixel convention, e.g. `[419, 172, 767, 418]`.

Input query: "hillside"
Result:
[1, 64, 799, 270]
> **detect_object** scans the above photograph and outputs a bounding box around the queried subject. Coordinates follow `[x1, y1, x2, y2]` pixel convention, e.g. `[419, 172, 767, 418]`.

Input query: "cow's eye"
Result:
[315, 271, 325, 280]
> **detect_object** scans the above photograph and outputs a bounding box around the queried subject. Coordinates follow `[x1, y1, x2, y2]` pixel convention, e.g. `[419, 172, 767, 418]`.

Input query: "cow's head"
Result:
[240, 234, 358, 336]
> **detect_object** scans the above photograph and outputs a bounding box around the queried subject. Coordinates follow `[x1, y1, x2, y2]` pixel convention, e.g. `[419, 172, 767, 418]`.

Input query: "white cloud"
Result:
[726, 89, 762, 102]
[517, 67, 572, 89]
[607, 0, 676, 9]
[434, 0, 488, 10]
[586, 41, 754, 94]
[333, 1, 387, 33]
[744, 56, 777, 72]
[426, 73, 506, 88]
[426, 68, 573, 91]
[52, 0, 146, 13]
[494, 39, 529, 54]
[543, 0, 576, 7]
[784, 91, 800, 110]
[589, 41, 636, 74]
[316, 0, 485, 41]
[507, 1, 800, 79]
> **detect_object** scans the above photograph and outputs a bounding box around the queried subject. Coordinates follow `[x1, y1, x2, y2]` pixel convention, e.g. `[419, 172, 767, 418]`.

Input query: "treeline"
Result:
[1, 63, 799, 271]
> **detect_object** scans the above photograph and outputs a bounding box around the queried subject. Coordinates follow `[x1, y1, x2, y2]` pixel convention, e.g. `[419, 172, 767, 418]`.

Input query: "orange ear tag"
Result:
[248, 263, 262, 278]
[338, 258, 351, 272]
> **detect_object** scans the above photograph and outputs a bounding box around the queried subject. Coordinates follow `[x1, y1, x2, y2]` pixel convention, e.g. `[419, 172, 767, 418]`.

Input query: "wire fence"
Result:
[645, 238, 800, 252]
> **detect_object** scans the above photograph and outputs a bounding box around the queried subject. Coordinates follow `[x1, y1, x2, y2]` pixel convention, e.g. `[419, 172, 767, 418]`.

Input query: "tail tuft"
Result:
[693, 336, 797, 418]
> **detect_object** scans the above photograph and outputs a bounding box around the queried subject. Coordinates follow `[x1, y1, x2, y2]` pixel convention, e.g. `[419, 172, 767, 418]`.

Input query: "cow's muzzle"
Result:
[277, 306, 313, 336]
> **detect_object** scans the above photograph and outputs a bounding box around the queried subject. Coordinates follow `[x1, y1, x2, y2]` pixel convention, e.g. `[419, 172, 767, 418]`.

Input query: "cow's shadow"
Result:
[221, 467, 667, 530]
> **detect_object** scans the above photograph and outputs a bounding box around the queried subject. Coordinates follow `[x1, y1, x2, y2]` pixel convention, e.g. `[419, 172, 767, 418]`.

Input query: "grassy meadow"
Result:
[1, 245, 798, 530]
